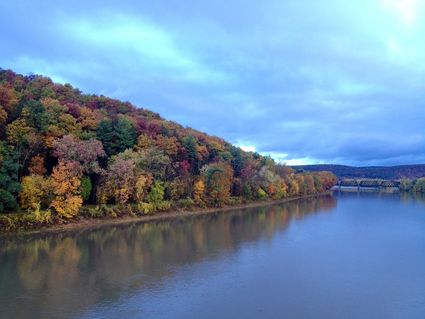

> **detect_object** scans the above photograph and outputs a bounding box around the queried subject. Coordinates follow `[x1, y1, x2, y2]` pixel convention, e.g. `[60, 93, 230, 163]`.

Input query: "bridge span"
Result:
[336, 178, 400, 189]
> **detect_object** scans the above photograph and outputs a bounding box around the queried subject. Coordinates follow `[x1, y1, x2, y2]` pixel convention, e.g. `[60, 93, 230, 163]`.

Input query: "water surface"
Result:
[1, 192, 424, 319]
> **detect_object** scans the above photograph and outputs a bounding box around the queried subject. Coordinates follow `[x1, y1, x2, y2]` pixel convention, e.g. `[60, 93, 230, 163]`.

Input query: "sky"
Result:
[1, 0, 425, 166]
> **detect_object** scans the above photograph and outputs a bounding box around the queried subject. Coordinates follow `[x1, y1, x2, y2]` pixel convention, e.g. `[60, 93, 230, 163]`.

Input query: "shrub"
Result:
[257, 187, 267, 199]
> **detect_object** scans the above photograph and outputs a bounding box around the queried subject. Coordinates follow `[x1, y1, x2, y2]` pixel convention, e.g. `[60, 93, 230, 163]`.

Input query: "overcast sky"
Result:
[1, 0, 425, 165]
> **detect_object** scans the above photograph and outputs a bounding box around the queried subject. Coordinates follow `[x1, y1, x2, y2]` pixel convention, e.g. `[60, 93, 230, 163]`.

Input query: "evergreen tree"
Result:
[97, 119, 114, 156]
[114, 118, 136, 153]
[0, 142, 21, 212]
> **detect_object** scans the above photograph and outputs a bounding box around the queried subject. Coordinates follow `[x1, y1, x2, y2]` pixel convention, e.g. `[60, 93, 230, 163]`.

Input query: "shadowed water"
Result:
[1, 193, 424, 319]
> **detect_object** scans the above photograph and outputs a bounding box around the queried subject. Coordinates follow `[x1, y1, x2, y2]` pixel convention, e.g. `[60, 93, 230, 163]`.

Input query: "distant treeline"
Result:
[294, 164, 425, 180]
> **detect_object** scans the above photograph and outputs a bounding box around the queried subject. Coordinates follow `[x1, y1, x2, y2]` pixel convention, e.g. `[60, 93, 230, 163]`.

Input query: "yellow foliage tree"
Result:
[50, 161, 83, 218]
[135, 173, 153, 203]
[193, 178, 205, 205]
[0, 106, 7, 126]
[20, 175, 52, 211]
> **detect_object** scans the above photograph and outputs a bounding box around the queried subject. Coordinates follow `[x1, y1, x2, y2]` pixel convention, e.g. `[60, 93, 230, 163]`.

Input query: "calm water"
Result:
[1, 192, 425, 319]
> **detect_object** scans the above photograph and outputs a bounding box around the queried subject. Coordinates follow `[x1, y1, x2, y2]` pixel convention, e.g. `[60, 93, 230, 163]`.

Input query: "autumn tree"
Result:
[53, 135, 105, 174]
[99, 158, 136, 205]
[20, 174, 52, 211]
[193, 178, 205, 206]
[201, 162, 233, 206]
[50, 161, 83, 218]
[27, 155, 46, 176]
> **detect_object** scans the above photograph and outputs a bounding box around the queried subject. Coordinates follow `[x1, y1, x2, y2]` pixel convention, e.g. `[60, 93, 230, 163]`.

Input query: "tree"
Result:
[134, 173, 153, 203]
[29, 155, 46, 175]
[50, 161, 83, 218]
[53, 135, 105, 174]
[19, 175, 52, 211]
[304, 175, 316, 194]
[183, 135, 198, 172]
[6, 118, 42, 177]
[114, 117, 136, 153]
[137, 147, 171, 180]
[99, 158, 136, 205]
[147, 181, 166, 206]
[0, 142, 20, 212]
[96, 119, 115, 155]
[0, 83, 19, 114]
[80, 176, 92, 202]
[257, 187, 267, 199]
[22, 100, 48, 132]
[242, 183, 252, 199]
[412, 178, 425, 194]
[193, 178, 205, 205]
[201, 162, 233, 206]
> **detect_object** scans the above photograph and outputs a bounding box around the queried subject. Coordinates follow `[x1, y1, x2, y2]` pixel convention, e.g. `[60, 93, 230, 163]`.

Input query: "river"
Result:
[1, 191, 424, 319]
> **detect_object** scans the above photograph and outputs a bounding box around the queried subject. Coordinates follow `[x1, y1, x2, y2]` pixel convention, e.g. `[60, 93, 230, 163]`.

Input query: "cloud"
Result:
[1, 0, 425, 165]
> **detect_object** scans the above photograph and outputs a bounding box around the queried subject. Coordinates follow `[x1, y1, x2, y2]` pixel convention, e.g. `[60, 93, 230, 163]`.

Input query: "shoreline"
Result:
[1, 193, 331, 238]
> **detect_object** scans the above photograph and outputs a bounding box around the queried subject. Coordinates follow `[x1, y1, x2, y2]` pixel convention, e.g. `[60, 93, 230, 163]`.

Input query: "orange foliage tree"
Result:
[50, 161, 83, 218]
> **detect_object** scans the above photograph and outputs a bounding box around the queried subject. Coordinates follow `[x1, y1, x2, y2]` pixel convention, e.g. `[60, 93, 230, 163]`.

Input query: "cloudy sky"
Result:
[1, 0, 425, 165]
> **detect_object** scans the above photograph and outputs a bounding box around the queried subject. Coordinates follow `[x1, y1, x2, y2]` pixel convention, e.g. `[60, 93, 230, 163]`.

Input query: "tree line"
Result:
[0, 69, 337, 230]
[399, 178, 425, 194]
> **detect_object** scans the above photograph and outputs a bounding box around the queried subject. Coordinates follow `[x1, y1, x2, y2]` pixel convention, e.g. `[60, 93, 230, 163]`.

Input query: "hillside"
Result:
[293, 164, 425, 179]
[0, 68, 336, 230]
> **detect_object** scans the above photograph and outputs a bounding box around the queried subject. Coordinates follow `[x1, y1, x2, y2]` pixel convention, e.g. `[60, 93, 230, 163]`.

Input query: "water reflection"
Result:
[0, 196, 335, 319]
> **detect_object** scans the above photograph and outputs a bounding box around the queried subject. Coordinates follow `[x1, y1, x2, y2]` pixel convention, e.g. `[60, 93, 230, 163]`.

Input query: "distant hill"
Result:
[292, 164, 425, 180]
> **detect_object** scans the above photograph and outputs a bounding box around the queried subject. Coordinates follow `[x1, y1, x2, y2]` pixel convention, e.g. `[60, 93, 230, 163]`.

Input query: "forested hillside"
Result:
[294, 164, 425, 180]
[0, 69, 336, 231]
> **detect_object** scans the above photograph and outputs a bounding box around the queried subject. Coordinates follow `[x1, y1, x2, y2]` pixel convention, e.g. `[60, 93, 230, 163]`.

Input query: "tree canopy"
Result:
[0, 69, 337, 224]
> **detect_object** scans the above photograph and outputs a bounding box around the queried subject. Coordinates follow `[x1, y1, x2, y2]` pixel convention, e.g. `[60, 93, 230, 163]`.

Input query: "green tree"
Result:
[22, 100, 48, 132]
[114, 117, 136, 153]
[0, 142, 20, 212]
[242, 183, 252, 199]
[96, 119, 115, 156]
[147, 181, 166, 205]
[80, 176, 92, 202]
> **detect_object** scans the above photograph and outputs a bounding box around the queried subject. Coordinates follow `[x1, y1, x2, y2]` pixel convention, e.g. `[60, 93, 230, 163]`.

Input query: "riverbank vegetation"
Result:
[0, 69, 337, 232]
[399, 178, 425, 194]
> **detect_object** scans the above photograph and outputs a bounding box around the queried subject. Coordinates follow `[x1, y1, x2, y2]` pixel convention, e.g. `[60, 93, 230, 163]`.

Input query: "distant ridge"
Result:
[292, 164, 425, 180]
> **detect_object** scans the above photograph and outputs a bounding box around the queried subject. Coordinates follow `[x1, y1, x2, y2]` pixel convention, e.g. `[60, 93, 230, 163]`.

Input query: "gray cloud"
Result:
[1, 0, 425, 165]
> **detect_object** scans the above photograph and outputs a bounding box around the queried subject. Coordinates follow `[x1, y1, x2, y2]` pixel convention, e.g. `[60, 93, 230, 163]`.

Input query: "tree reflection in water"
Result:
[0, 196, 336, 319]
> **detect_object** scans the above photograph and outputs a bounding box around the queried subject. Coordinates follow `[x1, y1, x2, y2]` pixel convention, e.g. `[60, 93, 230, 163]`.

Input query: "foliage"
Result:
[412, 178, 425, 193]
[19, 174, 52, 211]
[202, 162, 233, 206]
[53, 135, 105, 174]
[0, 69, 338, 224]
[99, 158, 136, 205]
[80, 176, 92, 202]
[0, 142, 21, 212]
[257, 187, 267, 199]
[193, 178, 205, 205]
[50, 161, 83, 218]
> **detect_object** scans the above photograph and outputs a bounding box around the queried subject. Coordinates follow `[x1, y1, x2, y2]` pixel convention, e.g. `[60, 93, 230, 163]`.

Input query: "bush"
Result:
[257, 187, 267, 200]
[0, 215, 16, 232]
[22, 207, 52, 224]
[176, 197, 195, 209]
[227, 196, 243, 206]
[137, 202, 156, 214]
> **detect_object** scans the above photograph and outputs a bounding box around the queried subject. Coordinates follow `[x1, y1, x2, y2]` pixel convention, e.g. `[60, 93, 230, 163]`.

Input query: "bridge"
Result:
[336, 178, 400, 189]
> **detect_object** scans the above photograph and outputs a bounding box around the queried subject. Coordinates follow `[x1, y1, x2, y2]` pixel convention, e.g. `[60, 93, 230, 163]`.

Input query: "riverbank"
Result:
[0, 193, 331, 237]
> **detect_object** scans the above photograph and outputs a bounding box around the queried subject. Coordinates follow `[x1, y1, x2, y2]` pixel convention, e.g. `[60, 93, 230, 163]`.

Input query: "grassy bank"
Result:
[0, 193, 330, 236]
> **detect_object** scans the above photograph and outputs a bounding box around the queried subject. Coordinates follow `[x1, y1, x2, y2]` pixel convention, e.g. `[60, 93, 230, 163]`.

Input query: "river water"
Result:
[1, 191, 424, 319]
